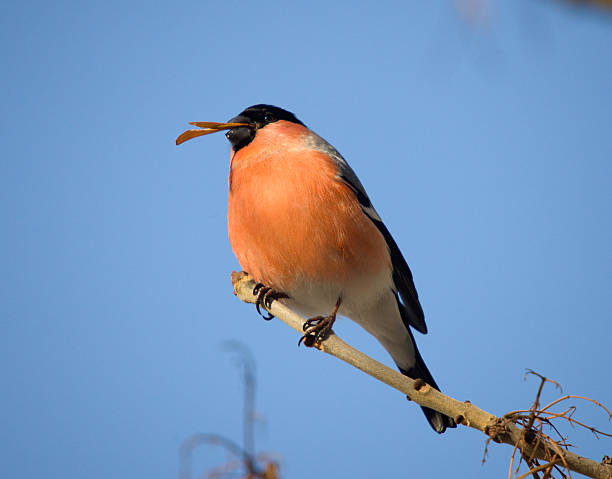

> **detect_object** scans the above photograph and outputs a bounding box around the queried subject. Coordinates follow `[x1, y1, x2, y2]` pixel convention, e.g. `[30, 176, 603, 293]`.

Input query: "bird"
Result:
[176, 104, 455, 433]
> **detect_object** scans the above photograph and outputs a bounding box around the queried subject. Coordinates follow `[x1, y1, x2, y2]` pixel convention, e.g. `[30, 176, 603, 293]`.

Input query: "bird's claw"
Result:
[298, 315, 335, 347]
[252, 283, 288, 320]
[298, 298, 342, 347]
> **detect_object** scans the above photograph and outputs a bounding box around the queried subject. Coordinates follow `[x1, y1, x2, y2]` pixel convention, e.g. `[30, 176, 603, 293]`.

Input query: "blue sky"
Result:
[1, 1, 611, 478]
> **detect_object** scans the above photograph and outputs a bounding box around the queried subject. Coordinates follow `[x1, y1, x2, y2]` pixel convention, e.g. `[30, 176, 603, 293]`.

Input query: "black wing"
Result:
[307, 133, 427, 334]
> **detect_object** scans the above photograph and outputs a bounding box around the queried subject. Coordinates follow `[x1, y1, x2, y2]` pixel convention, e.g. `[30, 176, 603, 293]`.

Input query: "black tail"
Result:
[399, 340, 456, 434]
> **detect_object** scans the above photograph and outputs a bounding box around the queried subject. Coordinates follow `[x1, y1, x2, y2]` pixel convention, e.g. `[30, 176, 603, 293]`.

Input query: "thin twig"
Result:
[540, 396, 612, 419]
[179, 433, 251, 479]
[516, 459, 560, 479]
[221, 341, 258, 461]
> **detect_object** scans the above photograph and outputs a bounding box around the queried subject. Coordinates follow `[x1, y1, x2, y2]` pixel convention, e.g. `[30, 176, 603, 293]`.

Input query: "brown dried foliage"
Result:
[483, 370, 612, 479]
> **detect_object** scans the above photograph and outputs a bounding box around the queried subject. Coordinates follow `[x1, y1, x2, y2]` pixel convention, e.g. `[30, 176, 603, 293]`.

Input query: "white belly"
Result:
[278, 268, 417, 371]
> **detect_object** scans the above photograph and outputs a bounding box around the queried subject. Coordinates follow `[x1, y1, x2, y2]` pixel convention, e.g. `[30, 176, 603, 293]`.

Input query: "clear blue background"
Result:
[2, 1, 611, 478]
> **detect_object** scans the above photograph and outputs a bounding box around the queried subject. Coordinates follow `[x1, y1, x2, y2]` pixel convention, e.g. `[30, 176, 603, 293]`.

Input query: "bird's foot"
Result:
[299, 298, 342, 347]
[252, 283, 288, 320]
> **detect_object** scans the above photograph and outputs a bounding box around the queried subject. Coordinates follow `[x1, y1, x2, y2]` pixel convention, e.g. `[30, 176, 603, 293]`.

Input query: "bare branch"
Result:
[179, 433, 250, 479]
[221, 341, 258, 459]
[232, 272, 612, 479]
[179, 342, 274, 479]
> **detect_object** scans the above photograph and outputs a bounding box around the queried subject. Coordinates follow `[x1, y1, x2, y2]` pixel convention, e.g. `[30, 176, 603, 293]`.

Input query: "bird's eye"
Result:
[264, 113, 275, 122]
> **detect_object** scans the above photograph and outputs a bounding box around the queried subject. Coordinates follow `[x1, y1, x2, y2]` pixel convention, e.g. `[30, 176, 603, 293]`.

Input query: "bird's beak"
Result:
[176, 121, 250, 145]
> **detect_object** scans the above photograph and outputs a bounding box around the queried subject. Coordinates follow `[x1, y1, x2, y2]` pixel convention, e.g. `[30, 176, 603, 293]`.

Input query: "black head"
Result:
[225, 104, 305, 152]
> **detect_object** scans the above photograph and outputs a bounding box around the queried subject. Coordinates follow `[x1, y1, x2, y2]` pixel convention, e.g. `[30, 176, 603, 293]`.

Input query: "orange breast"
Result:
[227, 121, 391, 292]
